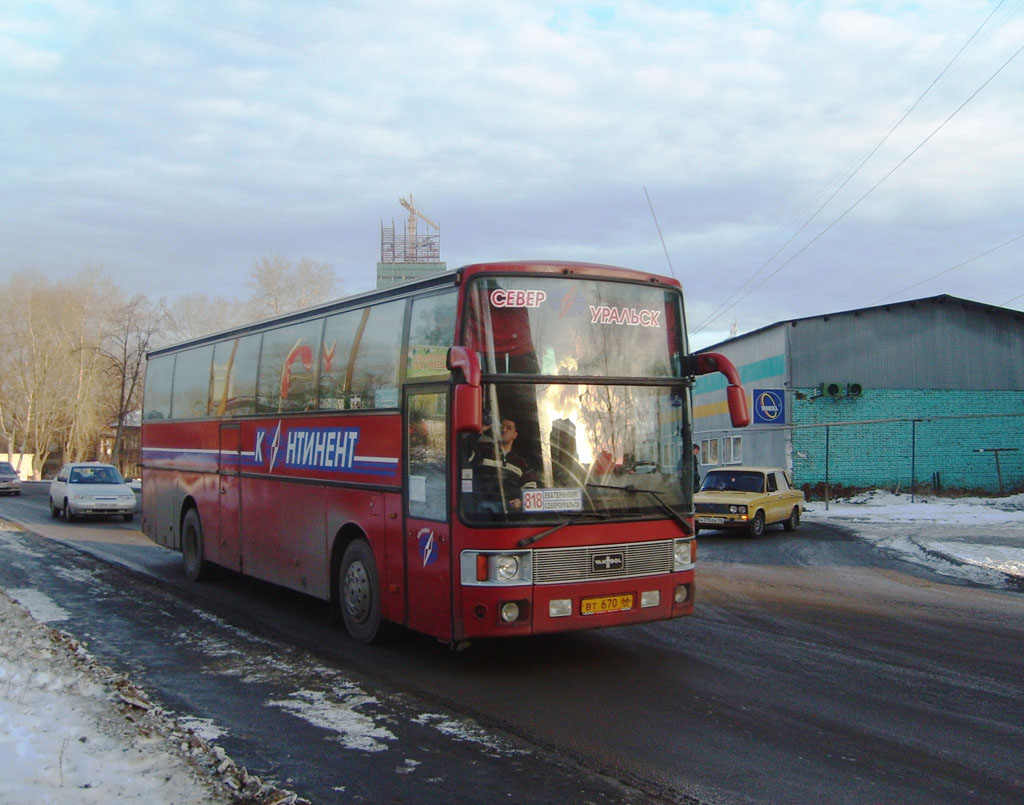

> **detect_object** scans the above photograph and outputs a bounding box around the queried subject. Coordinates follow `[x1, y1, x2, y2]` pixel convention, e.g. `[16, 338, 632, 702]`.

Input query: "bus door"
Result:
[403, 388, 452, 639]
[217, 422, 242, 572]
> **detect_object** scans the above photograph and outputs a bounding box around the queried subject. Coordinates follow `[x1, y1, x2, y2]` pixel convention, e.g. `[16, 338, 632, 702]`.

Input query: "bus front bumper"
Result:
[457, 570, 695, 639]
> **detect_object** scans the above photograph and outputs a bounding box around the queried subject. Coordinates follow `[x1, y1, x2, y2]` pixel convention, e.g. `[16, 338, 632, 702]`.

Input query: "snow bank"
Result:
[0, 588, 307, 804]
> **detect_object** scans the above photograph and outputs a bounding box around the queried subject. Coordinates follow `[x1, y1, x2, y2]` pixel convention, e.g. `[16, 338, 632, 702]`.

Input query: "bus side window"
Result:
[319, 309, 362, 410]
[171, 345, 214, 419]
[143, 354, 174, 420]
[406, 291, 457, 380]
[350, 300, 405, 409]
[211, 334, 261, 417]
[256, 319, 323, 413]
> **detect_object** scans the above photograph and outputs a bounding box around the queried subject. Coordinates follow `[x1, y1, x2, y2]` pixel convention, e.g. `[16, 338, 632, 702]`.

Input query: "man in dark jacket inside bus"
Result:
[468, 415, 538, 511]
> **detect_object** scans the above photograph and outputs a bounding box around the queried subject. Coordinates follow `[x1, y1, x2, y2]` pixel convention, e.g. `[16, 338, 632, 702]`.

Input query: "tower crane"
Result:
[399, 194, 439, 259]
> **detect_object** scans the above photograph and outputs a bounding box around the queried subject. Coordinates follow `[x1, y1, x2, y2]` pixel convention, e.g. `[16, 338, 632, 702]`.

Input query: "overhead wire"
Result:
[691, 1, 1018, 335]
[869, 232, 1024, 304]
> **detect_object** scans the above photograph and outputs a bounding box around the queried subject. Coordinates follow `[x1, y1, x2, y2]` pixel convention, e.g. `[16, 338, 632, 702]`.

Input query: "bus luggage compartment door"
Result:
[217, 423, 242, 572]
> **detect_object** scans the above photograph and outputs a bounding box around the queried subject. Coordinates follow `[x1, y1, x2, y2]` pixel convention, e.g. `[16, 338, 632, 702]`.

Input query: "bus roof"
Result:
[148, 260, 681, 357]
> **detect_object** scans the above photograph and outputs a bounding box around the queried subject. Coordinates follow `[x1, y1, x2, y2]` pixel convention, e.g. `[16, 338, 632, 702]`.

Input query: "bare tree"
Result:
[246, 256, 339, 319]
[163, 293, 248, 344]
[0, 271, 111, 476]
[101, 294, 168, 473]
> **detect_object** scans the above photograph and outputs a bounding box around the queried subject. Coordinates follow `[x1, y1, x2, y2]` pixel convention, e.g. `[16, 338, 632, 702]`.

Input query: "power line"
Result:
[693, 4, 1021, 335]
[693, 2, 1007, 333]
[870, 232, 1024, 304]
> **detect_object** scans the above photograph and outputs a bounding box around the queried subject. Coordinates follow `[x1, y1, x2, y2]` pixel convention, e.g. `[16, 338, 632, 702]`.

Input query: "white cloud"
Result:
[0, 1, 1021, 320]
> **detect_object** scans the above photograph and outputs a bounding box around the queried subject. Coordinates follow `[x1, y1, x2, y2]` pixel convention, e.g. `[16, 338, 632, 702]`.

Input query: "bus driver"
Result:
[468, 415, 538, 511]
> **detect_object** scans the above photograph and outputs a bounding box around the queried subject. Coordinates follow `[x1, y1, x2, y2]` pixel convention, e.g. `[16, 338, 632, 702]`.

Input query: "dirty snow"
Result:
[805, 490, 1024, 586]
[1, 492, 1022, 803]
[0, 587, 307, 804]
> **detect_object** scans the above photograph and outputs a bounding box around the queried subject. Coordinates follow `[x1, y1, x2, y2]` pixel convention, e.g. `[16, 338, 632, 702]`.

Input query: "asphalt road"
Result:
[2, 483, 1022, 804]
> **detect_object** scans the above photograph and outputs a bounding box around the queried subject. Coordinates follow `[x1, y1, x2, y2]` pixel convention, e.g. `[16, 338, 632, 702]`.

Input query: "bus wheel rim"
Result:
[344, 562, 371, 623]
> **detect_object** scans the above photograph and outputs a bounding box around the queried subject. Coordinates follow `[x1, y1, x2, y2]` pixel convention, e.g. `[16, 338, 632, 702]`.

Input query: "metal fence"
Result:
[790, 412, 1024, 499]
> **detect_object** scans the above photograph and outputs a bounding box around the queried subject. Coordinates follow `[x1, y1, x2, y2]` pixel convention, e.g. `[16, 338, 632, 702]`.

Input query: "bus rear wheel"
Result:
[339, 540, 383, 644]
[182, 509, 210, 581]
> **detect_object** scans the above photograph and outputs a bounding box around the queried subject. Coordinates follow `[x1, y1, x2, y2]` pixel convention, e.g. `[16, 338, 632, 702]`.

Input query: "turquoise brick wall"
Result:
[791, 388, 1024, 493]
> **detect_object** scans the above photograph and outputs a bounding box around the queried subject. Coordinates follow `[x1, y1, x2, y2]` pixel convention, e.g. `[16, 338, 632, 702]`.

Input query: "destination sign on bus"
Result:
[490, 288, 547, 308]
[521, 487, 584, 512]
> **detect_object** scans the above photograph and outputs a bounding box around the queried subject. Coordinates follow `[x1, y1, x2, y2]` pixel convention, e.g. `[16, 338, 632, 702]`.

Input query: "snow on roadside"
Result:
[804, 490, 1024, 587]
[0, 587, 308, 804]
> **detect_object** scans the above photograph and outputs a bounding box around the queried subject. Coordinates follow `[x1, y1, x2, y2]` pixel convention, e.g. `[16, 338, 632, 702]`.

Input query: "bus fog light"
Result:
[641, 590, 660, 608]
[674, 584, 690, 605]
[549, 599, 572, 618]
[500, 602, 521, 622]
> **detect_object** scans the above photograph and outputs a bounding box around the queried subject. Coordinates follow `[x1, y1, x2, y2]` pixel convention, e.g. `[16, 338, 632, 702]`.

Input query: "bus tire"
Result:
[747, 511, 765, 538]
[783, 507, 800, 532]
[339, 539, 383, 644]
[182, 509, 210, 582]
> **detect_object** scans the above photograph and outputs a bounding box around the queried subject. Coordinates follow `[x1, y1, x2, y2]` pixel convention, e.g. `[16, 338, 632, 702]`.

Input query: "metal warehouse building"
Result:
[692, 295, 1024, 495]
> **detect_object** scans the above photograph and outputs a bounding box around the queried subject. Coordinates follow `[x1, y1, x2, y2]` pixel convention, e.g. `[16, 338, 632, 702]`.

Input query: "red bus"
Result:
[142, 261, 748, 644]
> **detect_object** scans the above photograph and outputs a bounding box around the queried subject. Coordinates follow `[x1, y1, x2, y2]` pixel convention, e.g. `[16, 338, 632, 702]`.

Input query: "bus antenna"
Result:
[644, 186, 678, 284]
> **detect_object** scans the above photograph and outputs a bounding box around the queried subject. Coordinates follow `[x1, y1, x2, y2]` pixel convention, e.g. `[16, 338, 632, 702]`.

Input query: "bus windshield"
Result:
[459, 382, 689, 524]
[463, 275, 684, 378]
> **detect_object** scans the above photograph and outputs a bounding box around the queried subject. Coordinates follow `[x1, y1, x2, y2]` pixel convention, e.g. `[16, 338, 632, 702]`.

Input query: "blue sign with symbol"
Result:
[752, 389, 785, 424]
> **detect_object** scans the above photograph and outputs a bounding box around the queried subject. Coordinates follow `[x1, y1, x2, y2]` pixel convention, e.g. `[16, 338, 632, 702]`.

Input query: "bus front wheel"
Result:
[339, 540, 383, 644]
[182, 509, 210, 581]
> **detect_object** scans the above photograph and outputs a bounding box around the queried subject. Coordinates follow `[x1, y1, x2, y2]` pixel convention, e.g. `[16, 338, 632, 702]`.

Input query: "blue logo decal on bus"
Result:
[417, 528, 438, 567]
[253, 424, 361, 473]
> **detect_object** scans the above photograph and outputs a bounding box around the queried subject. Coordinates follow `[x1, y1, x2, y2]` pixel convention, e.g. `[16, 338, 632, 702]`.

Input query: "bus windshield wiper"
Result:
[517, 512, 610, 548]
[622, 485, 694, 536]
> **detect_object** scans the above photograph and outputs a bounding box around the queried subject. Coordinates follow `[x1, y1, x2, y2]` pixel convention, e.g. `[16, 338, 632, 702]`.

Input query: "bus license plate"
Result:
[581, 594, 634, 615]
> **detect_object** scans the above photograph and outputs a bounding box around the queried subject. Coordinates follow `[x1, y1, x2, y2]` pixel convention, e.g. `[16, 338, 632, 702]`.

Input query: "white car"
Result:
[49, 462, 137, 522]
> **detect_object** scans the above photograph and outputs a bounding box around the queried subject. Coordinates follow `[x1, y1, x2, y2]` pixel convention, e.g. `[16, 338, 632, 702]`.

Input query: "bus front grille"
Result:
[532, 540, 675, 585]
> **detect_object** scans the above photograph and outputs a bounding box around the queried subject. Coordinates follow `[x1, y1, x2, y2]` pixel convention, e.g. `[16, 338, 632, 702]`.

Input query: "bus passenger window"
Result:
[143, 354, 174, 420]
[406, 291, 457, 380]
[256, 319, 323, 413]
[211, 334, 261, 416]
[319, 308, 362, 409]
[170, 345, 214, 419]
[350, 300, 405, 409]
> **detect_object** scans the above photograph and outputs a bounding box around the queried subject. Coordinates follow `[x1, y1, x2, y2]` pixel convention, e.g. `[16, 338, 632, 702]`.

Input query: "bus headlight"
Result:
[674, 538, 696, 570]
[461, 551, 533, 585]
[496, 555, 520, 581]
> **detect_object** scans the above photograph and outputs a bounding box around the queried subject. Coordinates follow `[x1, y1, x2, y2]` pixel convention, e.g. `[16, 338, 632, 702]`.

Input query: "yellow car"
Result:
[694, 466, 804, 538]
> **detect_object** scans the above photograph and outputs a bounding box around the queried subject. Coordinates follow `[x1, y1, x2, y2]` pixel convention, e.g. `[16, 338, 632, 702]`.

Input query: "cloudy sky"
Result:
[3, 1, 1022, 347]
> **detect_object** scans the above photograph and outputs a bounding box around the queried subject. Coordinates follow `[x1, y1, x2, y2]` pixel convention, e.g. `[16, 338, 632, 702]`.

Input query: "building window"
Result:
[700, 438, 719, 465]
[723, 435, 742, 464]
